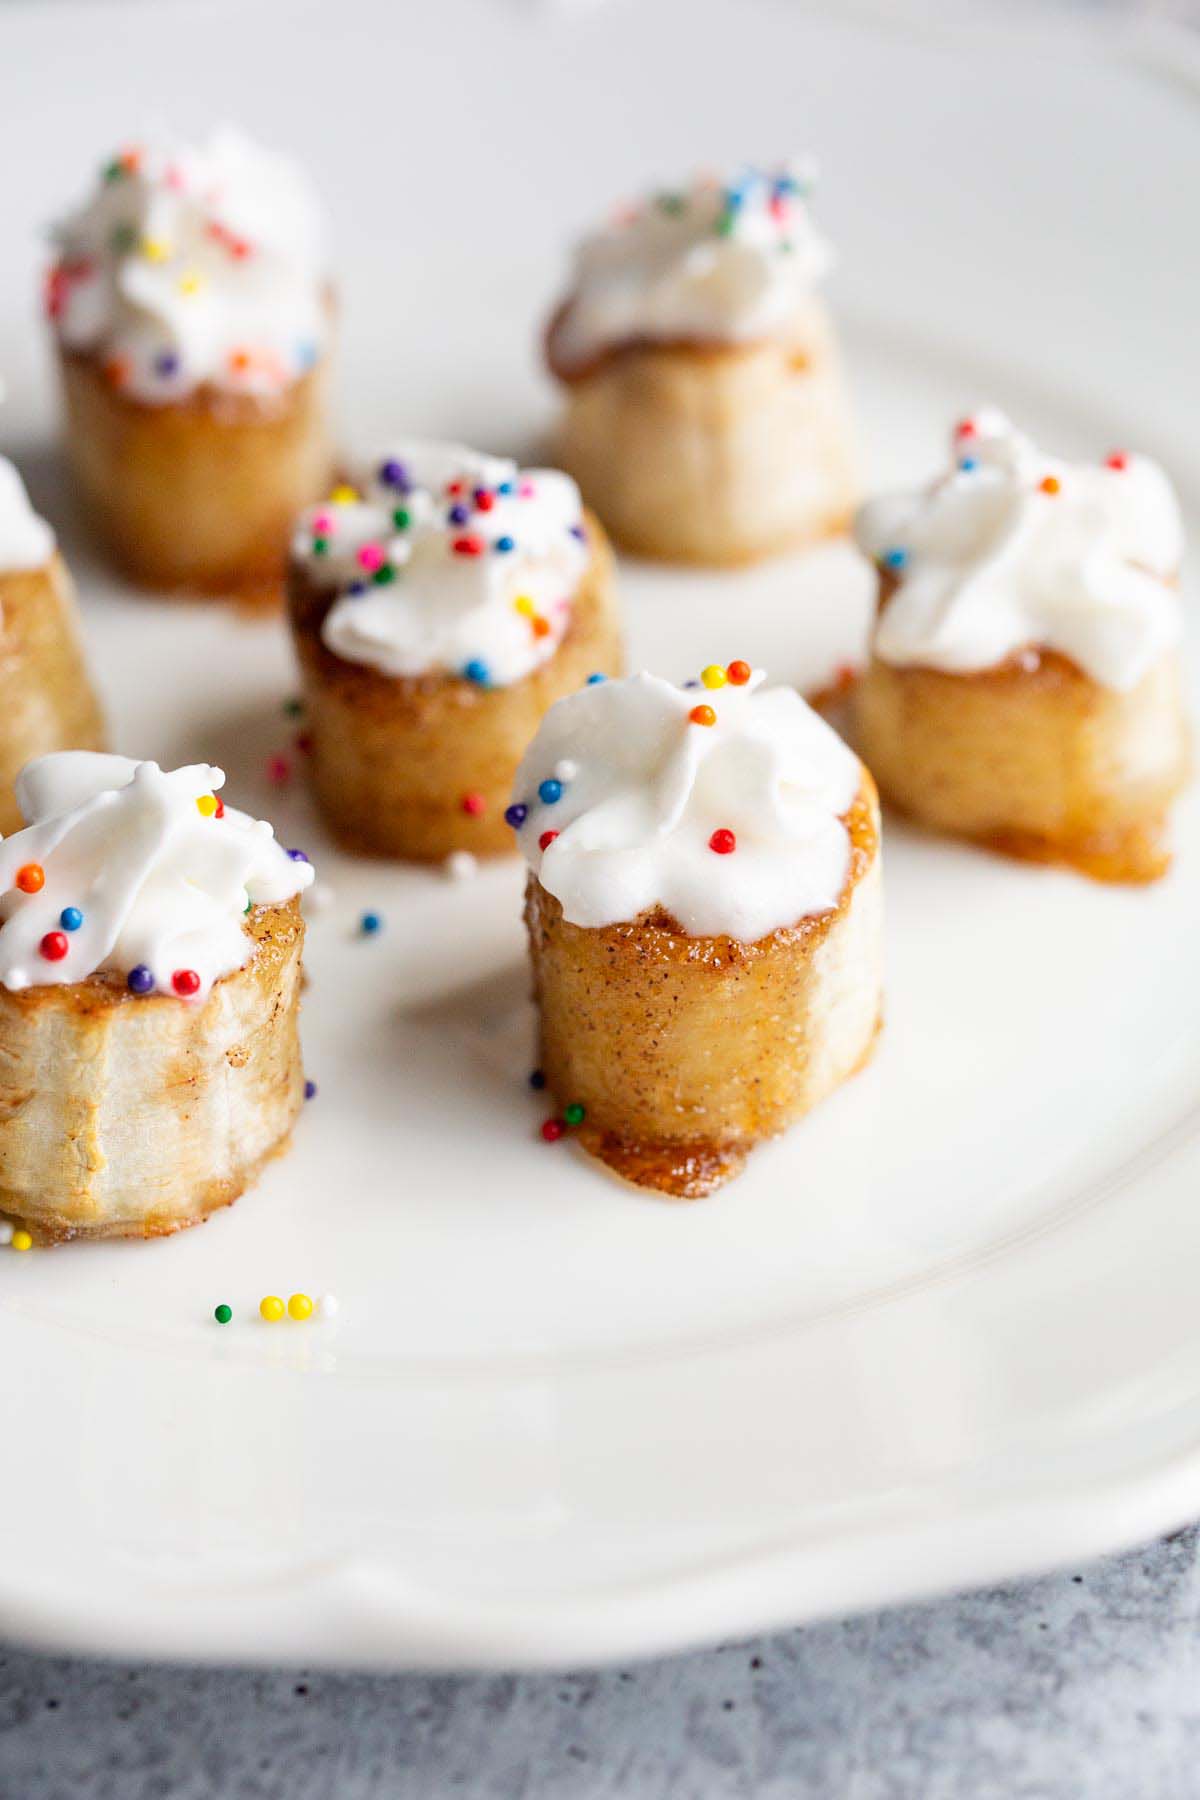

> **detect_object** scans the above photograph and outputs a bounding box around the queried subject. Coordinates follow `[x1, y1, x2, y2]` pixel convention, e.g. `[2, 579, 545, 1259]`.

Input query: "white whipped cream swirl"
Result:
[49, 127, 328, 404]
[509, 668, 862, 941]
[855, 409, 1183, 691]
[552, 161, 832, 373]
[0, 754, 313, 998]
[292, 442, 589, 685]
[0, 457, 55, 572]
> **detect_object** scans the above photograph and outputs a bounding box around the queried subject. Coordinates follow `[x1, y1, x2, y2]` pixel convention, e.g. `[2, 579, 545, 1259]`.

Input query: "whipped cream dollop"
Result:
[48, 127, 328, 404]
[0, 754, 313, 999]
[509, 667, 862, 941]
[0, 457, 55, 571]
[855, 409, 1184, 690]
[292, 443, 590, 685]
[552, 161, 832, 373]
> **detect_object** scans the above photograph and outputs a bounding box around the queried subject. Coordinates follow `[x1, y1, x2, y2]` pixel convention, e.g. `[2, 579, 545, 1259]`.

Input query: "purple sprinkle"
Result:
[304, 1079, 317, 1101]
[683, 679, 700, 689]
[504, 803, 528, 829]
[154, 351, 179, 379]
[347, 581, 368, 597]
[379, 459, 410, 492]
[287, 848, 309, 863]
[127, 964, 154, 995]
[447, 503, 470, 527]
[569, 524, 586, 541]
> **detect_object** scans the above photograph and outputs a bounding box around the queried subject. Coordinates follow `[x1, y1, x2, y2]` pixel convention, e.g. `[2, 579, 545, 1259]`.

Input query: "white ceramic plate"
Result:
[2, 0, 1199, 1671]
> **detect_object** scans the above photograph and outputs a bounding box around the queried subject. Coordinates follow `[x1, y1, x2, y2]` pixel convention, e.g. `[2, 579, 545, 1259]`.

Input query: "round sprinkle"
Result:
[531, 616, 552, 640]
[513, 595, 535, 618]
[259, 1295, 285, 1323]
[357, 542, 385, 573]
[709, 828, 737, 855]
[586, 672, 607, 685]
[214, 1304, 232, 1325]
[529, 1069, 546, 1090]
[452, 534, 486, 557]
[196, 794, 219, 817]
[286, 848, 309, 863]
[172, 969, 201, 997]
[497, 480, 515, 496]
[959, 457, 978, 473]
[127, 964, 154, 995]
[564, 1102, 586, 1126]
[495, 535, 515, 554]
[463, 659, 490, 686]
[304, 1079, 317, 1101]
[40, 932, 69, 962]
[379, 459, 410, 490]
[372, 564, 396, 586]
[288, 1293, 314, 1322]
[392, 508, 411, 530]
[1106, 451, 1129, 471]
[59, 907, 83, 933]
[154, 351, 179, 379]
[0, 1222, 11, 1246]
[689, 704, 717, 728]
[461, 791, 486, 816]
[319, 1293, 340, 1319]
[360, 912, 383, 936]
[444, 851, 478, 881]
[504, 803, 528, 829]
[330, 484, 359, 505]
[15, 863, 44, 894]
[701, 665, 728, 690]
[554, 760, 579, 782]
[1040, 474, 1061, 495]
[726, 660, 752, 686]
[474, 489, 495, 512]
[311, 537, 329, 555]
[882, 547, 908, 571]
[447, 503, 470, 527]
[538, 830, 558, 852]
[267, 756, 291, 785]
[538, 778, 563, 805]
[541, 1118, 566, 1143]
[955, 418, 977, 439]
[11, 1230, 32, 1253]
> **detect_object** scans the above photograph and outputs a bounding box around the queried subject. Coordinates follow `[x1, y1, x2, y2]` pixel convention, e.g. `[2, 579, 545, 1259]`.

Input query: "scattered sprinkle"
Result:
[59, 907, 83, 932]
[15, 863, 44, 894]
[529, 1069, 546, 1089]
[710, 828, 737, 855]
[538, 778, 563, 805]
[463, 659, 490, 686]
[495, 535, 515, 554]
[127, 964, 154, 995]
[554, 760, 579, 782]
[504, 803, 528, 829]
[727, 660, 751, 685]
[39, 931, 69, 963]
[260, 1295, 286, 1323]
[304, 1079, 317, 1101]
[959, 457, 978, 473]
[11, 1229, 32, 1253]
[587, 672, 607, 685]
[288, 1293, 314, 1322]
[267, 755, 291, 785]
[461, 791, 486, 817]
[564, 1102, 586, 1126]
[330, 484, 360, 505]
[701, 665, 728, 690]
[319, 1293, 340, 1319]
[360, 912, 383, 936]
[1106, 452, 1129, 471]
[196, 794, 219, 817]
[214, 1304, 232, 1325]
[305, 883, 334, 914]
[286, 848, 309, 863]
[538, 830, 558, 852]
[882, 547, 908, 571]
[541, 1118, 565, 1143]
[689, 704, 717, 728]
[452, 534, 485, 557]
[1040, 474, 1061, 495]
[172, 968, 201, 997]
[444, 851, 478, 881]
[0, 1222, 12, 1246]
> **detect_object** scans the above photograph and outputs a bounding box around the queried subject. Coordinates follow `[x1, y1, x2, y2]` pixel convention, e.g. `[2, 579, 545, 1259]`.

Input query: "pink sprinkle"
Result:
[518, 480, 536, 499]
[357, 542, 385, 573]
[267, 755, 291, 785]
[165, 165, 185, 191]
[311, 511, 334, 534]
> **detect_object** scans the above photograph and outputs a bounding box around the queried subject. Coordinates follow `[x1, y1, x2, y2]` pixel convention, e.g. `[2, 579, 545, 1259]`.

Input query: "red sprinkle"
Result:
[474, 490, 495, 512]
[294, 732, 313, 755]
[538, 830, 558, 852]
[172, 969, 201, 997]
[267, 755, 291, 784]
[214, 797, 225, 818]
[39, 931, 69, 962]
[461, 791, 486, 816]
[955, 418, 977, 439]
[726, 660, 751, 686]
[452, 534, 486, 557]
[709, 829, 737, 855]
[541, 1118, 565, 1143]
[1106, 452, 1129, 471]
[446, 480, 465, 497]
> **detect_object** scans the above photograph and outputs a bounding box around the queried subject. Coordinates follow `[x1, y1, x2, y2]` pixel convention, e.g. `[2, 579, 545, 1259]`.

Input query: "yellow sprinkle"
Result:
[177, 271, 204, 296]
[287, 1293, 314, 1322]
[329, 484, 359, 505]
[513, 595, 536, 618]
[701, 665, 728, 690]
[141, 237, 172, 263]
[259, 1295, 285, 1323]
[196, 795, 218, 817]
[11, 1230, 32, 1252]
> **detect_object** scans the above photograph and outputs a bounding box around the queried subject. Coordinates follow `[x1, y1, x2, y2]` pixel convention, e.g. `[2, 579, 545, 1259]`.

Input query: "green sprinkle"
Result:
[715, 209, 737, 238]
[564, 1102, 586, 1127]
[779, 239, 795, 255]
[110, 222, 137, 254]
[214, 1304, 232, 1325]
[373, 563, 396, 585]
[103, 159, 124, 184]
[311, 536, 329, 555]
[392, 508, 411, 531]
[243, 898, 252, 915]
[656, 191, 685, 216]
[283, 698, 303, 718]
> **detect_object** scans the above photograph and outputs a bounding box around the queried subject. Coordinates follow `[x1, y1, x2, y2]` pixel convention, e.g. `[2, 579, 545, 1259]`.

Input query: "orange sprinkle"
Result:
[229, 349, 252, 375]
[689, 704, 717, 728]
[103, 356, 131, 388]
[15, 863, 44, 894]
[726, 660, 752, 685]
[531, 616, 552, 639]
[1040, 475, 1061, 496]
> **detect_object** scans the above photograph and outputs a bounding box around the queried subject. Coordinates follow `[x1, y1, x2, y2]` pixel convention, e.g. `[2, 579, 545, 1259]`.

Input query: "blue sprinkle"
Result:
[882, 547, 908, 571]
[504, 803, 528, 829]
[304, 1079, 317, 1100]
[495, 535, 515, 554]
[286, 848, 309, 862]
[296, 341, 319, 371]
[348, 581, 368, 598]
[379, 459, 410, 491]
[529, 1068, 546, 1090]
[538, 778, 563, 805]
[497, 480, 515, 496]
[127, 964, 154, 995]
[447, 503, 470, 527]
[959, 457, 978, 472]
[154, 351, 179, 379]
[569, 524, 586, 542]
[360, 912, 383, 936]
[59, 906, 83, 932]
[586, 672, 606, 685]
[463, 659, 490, 686]
[683, 679, 700, 689]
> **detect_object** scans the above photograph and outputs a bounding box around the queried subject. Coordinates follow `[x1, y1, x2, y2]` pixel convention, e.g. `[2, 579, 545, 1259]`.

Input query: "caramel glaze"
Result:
[526, 779, 880, 1199]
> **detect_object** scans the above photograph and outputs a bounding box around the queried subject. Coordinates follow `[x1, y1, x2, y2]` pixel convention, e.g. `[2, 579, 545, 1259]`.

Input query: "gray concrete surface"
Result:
[3, 1527, 1200, 1798]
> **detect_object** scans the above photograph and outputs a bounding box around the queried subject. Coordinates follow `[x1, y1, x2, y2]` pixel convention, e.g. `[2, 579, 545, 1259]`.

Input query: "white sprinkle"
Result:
[305, 882, 335, 913]
[554, 759, 579, 782]
[319, 1293, 339, 1319]
[443, 851, 478, 882]
[0, 1222, 12, 1247]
